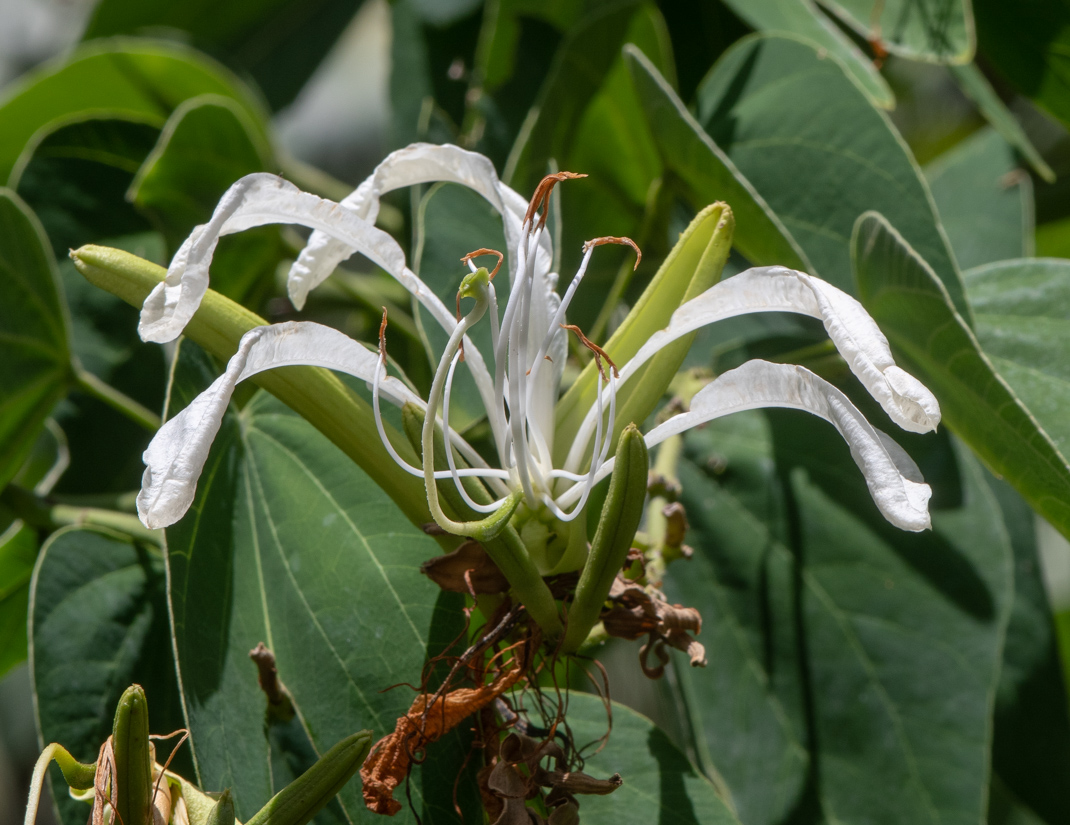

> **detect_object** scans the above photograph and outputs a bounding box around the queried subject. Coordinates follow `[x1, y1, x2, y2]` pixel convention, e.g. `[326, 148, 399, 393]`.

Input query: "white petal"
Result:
[560, 360, 932, 532]
[564, 266, 941, 475]
[139, 174, 405, 343]
[286, 142, 550, 309]
[137, 321, 420, 529]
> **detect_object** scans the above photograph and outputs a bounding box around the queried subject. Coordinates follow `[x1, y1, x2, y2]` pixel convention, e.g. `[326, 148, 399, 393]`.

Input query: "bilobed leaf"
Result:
[563, 693, 741, 824]
[0, 189, 71, 490]
[164, 342, 477, 824]
[694, 34, 967, 317]
[963, 258, 1070, 460]
[948, 63, 1055, 183]
[972, 0, 1070, 131]
[925, 128, 1033, 271]
[30, 526, 188, 825]
[625, 47, 810, 273]
[667, 408, 1012, 825]
[816, 0, 974, 63]
[770, 415, 1011, 825]
[720, 0, 894, 107]
[81, 0, 364, 111]
[853, 212, 1070, 541]
[0, 38, 266, 186]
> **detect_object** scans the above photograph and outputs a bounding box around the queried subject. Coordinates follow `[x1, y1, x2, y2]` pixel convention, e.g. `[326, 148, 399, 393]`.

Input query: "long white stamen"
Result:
[442, 351, 510, 513]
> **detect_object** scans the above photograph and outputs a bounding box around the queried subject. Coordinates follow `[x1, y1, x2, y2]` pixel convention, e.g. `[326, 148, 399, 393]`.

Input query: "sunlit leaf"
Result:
[816, 0, 974, 63]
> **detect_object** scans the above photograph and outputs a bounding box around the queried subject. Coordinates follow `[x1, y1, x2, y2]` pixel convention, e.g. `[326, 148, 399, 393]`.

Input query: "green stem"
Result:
[74, 368, 161, 431]
[2, 484, 161, 545]
[645, 433, 683, 587]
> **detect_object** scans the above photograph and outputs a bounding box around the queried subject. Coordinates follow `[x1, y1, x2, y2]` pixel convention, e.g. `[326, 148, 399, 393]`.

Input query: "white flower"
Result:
[135, 143, 940, 541]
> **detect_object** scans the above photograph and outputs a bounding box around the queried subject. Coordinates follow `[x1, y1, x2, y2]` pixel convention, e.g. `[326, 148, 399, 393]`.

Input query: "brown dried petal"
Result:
[361, 664, 523, 815]
[541, 771, 623, 796]
[547, 802, 580, 825]
[420, 541, 509, 594]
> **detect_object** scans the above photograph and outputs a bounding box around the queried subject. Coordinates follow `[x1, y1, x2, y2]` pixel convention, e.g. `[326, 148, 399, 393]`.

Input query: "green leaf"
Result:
[624, 46, 811, 273]
[129, 96, 279, 305]
[81, 0, 364, 111]
[963, 257, 1070, 464]
[986, 476, 1070, 825]
[0, 189, 71, 490]
[815, 0, 974, 63]
[562, 693, 741, 824]
[0, 38, 267, 186]
[666, 413, 809, 825]
[972, 0, 1070, 131]
[925, 128, 1033, 271]
[948, 63, 1056, 183]
[853, 212, 1070, 540]
[720, 0, 894, 107]
[668, 398, 1013, 825]
[30, 526, 188, 825]
[130, 95, 273, 242]
[164, 341, 477, 823]
[694, 34, 968, 317]
[12, 116, 160, 255]
[0, 526, 36, 679]
[504, 0, 653, 191]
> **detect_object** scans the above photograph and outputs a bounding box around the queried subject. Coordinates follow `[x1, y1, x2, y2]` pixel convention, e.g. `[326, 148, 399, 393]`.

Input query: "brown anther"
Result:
[461, 248, 504, 279]
[561, 323, 618, 382]
[524, 171, 587, 229]
[582, 236, 642, 271]
[377, 307, 388, 361]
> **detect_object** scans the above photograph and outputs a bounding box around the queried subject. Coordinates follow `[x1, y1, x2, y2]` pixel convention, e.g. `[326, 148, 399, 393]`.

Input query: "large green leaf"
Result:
[963, 258, 1070, 460]
[666, 409, 1013, 825]
[816, 0, 974, 63]
[0, 189, 70, 490]
[720, 0, 894, 107]
[853, 212, 1070, 540]
[30, 526, 188, 825]
[666, 413, 809, 825]
[81, 0, 364, 111]
[624, 47, 811, 273]
[925, 127, 1033, 271]
[0, 38, 266, 186]
[563, 693, 741, 824]
[694, 34, 967, 316]
[973, 0, 1070, 131]
[986, 476, 1070, 825]
[164, 342, 476, 823]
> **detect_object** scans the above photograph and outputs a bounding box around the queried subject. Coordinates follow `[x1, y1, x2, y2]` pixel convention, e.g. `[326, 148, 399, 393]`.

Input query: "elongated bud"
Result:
[112, 685, 154, 825]
[204, 789, 235, 825]
[244, 732, 373, 825]
[563, 425, 649, 652]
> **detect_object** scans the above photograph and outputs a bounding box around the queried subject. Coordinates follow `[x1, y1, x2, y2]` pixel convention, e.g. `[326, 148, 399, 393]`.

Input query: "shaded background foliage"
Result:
[2, 0, 1070, 824]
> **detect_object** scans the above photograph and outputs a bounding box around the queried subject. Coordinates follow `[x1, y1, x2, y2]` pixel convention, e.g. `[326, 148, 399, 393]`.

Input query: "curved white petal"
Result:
[286, 142, 553, 309]
[565, 265, 941, 474]
[137, 321, 421, 529]
[559, 360, 932, 532]
[138, 172, 504, 451]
